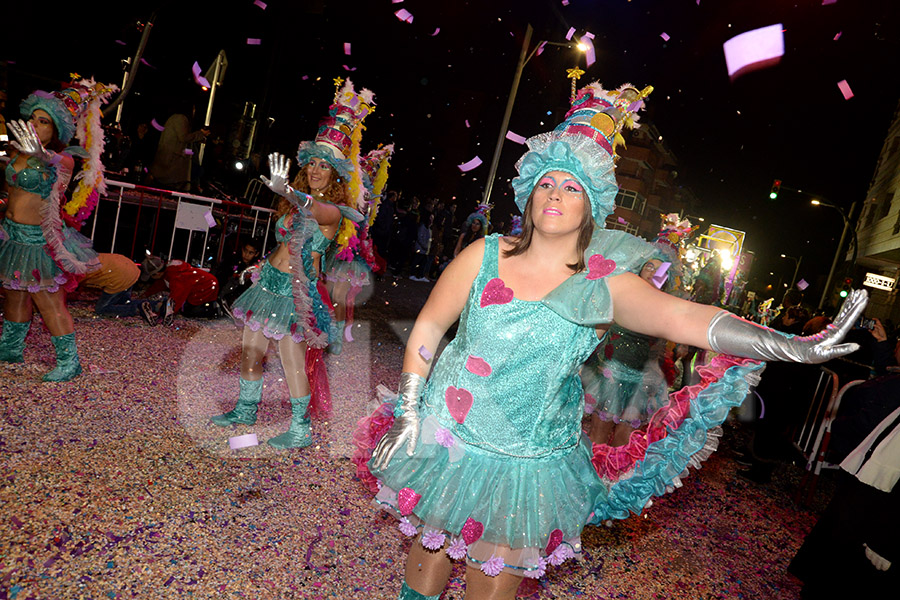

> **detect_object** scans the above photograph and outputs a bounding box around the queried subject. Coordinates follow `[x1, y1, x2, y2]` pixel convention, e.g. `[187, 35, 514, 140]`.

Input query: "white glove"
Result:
[707, 289, 867, 363]
[864, 544, 892, 572]
[370, 373, 427, 470]
[259, 152, 312, 210]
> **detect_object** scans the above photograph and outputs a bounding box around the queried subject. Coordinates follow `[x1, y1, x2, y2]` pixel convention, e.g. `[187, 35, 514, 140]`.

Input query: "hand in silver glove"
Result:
[239, 264, 260, 285]
[7, 119, 56, 163]
[370, 372, 427, 470]
[259, 152, 312, 210]
[708, 289, 868, 364]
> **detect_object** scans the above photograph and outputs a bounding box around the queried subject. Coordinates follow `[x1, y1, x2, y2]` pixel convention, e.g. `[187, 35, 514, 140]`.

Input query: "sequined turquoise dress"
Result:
[358, 231, 764, 579]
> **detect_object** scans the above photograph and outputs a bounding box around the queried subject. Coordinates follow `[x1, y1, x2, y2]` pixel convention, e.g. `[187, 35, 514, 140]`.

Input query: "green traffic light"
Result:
[769, 192, 778, 200]
[839, 289, 849, 298]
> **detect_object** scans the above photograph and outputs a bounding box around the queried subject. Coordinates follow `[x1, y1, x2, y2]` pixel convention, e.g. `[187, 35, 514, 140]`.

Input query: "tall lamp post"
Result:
[780, 253, 802, 288]
[481, 24, 586, 207]
[813, 199, 858, 310]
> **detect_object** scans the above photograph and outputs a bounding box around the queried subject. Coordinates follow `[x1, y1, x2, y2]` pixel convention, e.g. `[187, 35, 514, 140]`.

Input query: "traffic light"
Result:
[769, 179, 782, 200]
[839, 278, 852, 298]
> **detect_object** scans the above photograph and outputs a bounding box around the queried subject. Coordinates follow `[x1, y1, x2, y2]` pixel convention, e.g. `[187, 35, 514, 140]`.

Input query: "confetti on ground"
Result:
[723, 23, 784, 78]
[458, 156, 483, 172]
[0, 280, 829, 599]
[837, 79, 853, 100]
[505, 131, 526, 144]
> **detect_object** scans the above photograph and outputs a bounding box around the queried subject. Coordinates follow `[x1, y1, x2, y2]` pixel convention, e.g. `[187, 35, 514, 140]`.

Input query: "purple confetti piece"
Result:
[834, 31, 842, 40]
[617, 217, 627, 225]
[115, 39, 126, 46]
[183, 148, 194, 156]
[536, 41, 547, 56]
[151, 119, 165, 132]
[392, 0, 404, 2]
[140, 58, 155, 68]
[565, 27, 576, 40]
[395, 8, 413, 23]
[302, 75, 309, 80]
[660, 32, 671, 41]
[254, 0, 267, 8]
[723, 24, 784, 78]
[458, 156, 482, 172]
[505, 130, 526, 144]
[247, 38, 262, 45]
[465, 119, 470, 128]
[191, 61, 210, 88]
[562, 0, 569, 5]
[228, 434, 259, 449]
[583, 31, 595, 40]
[796, 279, 809, 290]
[431, 27, 440, 36]
[204, 210, 217, 228]
[343, 64, 357, 72]
[418, 345, 433, 361]
[822, 0, 837, 4]
[580, 36, 596, 67]
[344, 42, 351, 55]
[837, 79, 853, 100]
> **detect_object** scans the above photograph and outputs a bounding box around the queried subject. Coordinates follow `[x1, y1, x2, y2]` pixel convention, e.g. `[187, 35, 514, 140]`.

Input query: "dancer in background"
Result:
[0, 79, 115, 381]
[323, 143, 393, 354]
[211, 78, 370, 448]
[353, 82, 867, 600]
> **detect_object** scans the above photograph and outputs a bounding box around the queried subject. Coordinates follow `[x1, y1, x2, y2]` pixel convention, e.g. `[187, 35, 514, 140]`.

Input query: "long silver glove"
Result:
[370, 372, 427, 470]
[7, 119, 56, 164]
[259, 152, 312, 210]
[708, 289, 868, 363]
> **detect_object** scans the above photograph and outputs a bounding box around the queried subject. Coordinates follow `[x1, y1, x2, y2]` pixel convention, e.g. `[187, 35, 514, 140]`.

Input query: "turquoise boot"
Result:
[327, 320, 345, 355]
[211, 377, 263, 426]
[267, 395, 313, 448]
[43, 333, 83, 382]
[0, 320, 31, 363]
[398, 582, 441, 600]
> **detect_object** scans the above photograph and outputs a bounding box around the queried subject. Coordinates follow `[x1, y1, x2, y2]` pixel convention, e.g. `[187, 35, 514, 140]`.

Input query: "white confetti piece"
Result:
[458, 156, 482, 172]
[419, 345, 433, 361]
[229, 434, 259, 450]
[204, 211, 217, 228]
[723, 24, 784, 78]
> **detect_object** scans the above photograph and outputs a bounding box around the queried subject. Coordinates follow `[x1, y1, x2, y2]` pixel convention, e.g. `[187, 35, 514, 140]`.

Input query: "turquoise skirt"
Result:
[0, 220, 97, 292]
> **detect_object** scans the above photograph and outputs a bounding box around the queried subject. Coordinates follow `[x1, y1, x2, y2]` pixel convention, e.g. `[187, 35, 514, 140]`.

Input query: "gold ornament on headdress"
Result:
[566, 67, 585, 102]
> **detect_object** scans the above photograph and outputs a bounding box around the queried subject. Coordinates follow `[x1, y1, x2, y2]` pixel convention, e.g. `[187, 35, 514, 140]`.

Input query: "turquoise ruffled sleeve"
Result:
[541, 229, 659, 326]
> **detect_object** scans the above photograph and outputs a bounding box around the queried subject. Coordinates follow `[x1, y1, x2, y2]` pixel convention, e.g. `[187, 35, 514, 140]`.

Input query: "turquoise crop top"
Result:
[275, 213, 335, 253]
[5, 157, 58, 199]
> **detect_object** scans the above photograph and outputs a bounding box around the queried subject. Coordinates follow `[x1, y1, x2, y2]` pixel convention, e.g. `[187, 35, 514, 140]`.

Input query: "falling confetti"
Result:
[837, 79, 853, 99]
[394, 8, 413, 23]
[247, 38, 262, 45]
[344, 42, 352, 55]
[191, 61, 210, 88]
[660, 32, 671, 41]
[565, 27, 576, 40]
[723, 23, 784, 78]
[796, 279, 809, 291]
[505, 131, 526, 144]
[150, 118, 165, 132]
[253, 0, 267, 8]
[431, 28, 440, 36]
[834, 31, 842, 40]
[343, 65, 357, 72]
[458, 156, 483, 172]
[580, 36, 596, 67]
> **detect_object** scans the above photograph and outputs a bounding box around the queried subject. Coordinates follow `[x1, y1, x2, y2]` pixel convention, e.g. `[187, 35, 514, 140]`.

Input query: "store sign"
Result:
[864, 272, 896, 291]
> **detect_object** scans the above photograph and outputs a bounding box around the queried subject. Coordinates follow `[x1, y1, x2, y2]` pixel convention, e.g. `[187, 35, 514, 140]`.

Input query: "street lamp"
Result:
[812, 199, 858, 310]
[481, 24, 586, 207]
[779, 253, 802, 288]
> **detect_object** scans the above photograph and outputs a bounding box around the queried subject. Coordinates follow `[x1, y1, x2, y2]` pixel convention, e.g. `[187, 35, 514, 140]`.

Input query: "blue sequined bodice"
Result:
[5, 158, 57, 199]
[422, 234, 600, 458]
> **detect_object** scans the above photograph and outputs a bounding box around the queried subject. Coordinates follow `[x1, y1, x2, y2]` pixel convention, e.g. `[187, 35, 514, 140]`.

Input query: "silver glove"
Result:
[708, 289, 868, 363]
[259, 152, 312, 210]
[239, 264, 260, 285]
[370, 372, 427, 470]
[7, 119, 55, 163]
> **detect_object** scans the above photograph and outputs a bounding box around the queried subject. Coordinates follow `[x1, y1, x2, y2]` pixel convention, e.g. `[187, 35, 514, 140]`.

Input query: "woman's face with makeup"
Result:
[530, 171, 588, 236]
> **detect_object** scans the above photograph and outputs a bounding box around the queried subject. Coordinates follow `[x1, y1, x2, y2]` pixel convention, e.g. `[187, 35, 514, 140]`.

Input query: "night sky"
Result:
[4, 0, 899, 297]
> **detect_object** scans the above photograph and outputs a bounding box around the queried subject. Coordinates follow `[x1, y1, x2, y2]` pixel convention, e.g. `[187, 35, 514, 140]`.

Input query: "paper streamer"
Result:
[565, 27, 576, 40]
[419, 345, 433, 361]
[247, 38, 262, 45]
[192, 61, 210, 88]
[458, 156, 483, 172]
[344, 42, 351, 55]
[796, 279, 809, 291]
[253, 0, 267, 8]
[204, 211, 217, 228]
[837, 79, 853, 100]
[505, 130, 526, 144]
[395, 8, 413, 23]
[151, 119, 165, 132]
[723, 24, 784, 77]
[229, 434, 259, 450]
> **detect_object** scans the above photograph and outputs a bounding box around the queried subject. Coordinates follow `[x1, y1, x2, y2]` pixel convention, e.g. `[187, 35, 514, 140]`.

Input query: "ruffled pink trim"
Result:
[306, 347, 331, 419]
[351, 401, 395, 493]
[591, 354, 758, 481]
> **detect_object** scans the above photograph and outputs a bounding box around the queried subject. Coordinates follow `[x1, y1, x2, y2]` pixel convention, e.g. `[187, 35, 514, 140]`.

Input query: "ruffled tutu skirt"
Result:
[353, 355, 763, 578]
[0, 219, 97, 292]
[582, 354, 669, 427]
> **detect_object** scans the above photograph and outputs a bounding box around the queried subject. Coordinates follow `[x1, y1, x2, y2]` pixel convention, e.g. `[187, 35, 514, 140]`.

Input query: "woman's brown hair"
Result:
[274, 161, 352, 219]
[502, 187, 594, 273]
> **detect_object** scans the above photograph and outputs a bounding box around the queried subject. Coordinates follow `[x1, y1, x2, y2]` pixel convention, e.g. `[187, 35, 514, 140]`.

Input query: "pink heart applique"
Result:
[465, 356, 492, 377]
[480, 278, 514, 307]
[545, 528, 563, 555]
[445, 386, 474, 424]
[585, 254, 616, 280]
[397, 487, 421, 516]
[461, 517, 484, 545]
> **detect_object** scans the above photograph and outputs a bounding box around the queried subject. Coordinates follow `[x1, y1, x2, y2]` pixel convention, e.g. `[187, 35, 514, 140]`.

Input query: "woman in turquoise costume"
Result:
[210, 79, 371, 448]
[353, 82, 868, 600]
[0, 79, 114, 381]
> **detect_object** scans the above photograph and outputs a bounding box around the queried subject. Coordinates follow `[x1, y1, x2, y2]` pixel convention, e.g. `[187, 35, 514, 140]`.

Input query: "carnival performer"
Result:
[322, 143, 393, 355]
[210, 78, 370, 448]
[582, 214, 695, 447]
[352, 82, 867, 600]
[453, 205, 489, 257]
[0, 79, 115, 381]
